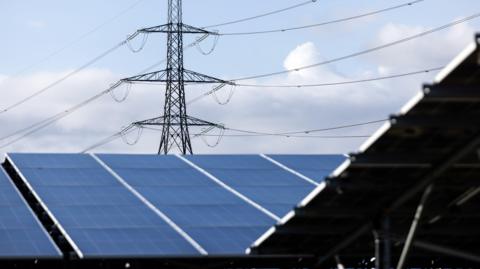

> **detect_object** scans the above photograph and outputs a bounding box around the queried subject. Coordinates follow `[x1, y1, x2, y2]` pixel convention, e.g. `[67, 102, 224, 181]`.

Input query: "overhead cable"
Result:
[189, 126, 226, 148]
[127, 32, 149, 53]
[80, 124, 136, 153]
[0, 38, 132, 114]
[110, 82, 132, 102]
[219, 0, 425, 36]
[224, 119, 388, 137]
[231, 13, 480, 81]
[196, 134, 371, 138]
[0, 82, 123, 149]
[187, 67, 443, 105]
[202, 0, 318, 29]
[211, 84, 236, 105]
[236, 67, 444, 88]
[81, 118, 386, 152]
[6, 0, 145, 78]
[0, 38, 205, 150]
[195, 33, 220, 55]
[120, 125, 144, 145]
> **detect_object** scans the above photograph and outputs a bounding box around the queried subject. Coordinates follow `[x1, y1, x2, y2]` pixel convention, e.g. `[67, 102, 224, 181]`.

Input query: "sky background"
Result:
[0, 0, 480, 155]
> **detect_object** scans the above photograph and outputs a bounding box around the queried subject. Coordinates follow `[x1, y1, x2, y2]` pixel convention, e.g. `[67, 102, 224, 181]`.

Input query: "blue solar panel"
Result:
[0, 167, 61, 258]
[8, 153, 199, 258]
[185, 155, 316, 217]
[97, 154, 276, 254]
[266, 155, 346, 183]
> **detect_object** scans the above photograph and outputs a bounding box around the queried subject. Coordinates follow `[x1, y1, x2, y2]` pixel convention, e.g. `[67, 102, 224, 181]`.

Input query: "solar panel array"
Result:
[2, 153, 345, 258]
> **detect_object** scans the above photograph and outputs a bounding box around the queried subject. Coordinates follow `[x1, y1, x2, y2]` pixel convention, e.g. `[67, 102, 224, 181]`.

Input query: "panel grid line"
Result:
[176, 154, 281, 222]
[90, 153, 208, 255]
[5, 154, 84, 258]
[259, 154, 319, 186]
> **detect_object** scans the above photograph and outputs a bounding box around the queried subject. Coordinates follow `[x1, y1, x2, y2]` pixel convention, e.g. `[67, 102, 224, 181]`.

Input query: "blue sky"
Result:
[2, 0, 479, 75]
[1, 0, 480, 154]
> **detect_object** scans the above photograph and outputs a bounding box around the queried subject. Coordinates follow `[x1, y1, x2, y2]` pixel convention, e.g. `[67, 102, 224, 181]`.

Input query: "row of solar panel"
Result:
[0, 153, 345, 258]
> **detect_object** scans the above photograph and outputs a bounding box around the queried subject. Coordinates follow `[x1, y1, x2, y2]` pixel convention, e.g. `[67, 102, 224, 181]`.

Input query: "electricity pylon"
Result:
[124, 0, 229, 154]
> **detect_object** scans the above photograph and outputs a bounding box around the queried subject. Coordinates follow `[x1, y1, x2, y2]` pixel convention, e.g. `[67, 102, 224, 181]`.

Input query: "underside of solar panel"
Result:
[0, 153, 344, 267]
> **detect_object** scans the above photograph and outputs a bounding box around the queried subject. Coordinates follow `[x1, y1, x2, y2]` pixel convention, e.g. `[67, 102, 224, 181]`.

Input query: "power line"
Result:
[0, 39, 130, 114]
[236, 67, 443, 88]
[81, 118, 386, 152]
[6, 48, 442, 146]
[187, 13, 477, 104]
[0, 29, 207, 116]
[219, 0, 425, 36]
[202, 0, 318, 29]
[6, 0, 145, 78]
[81, 124, 134, 153]
[5, 6, 470, 151]
[0, 1, 436, 116]
[0, 38, 205, 150]
[230, 12, 480, 81]
[80, 124, 137, 153]
[224, 119, 388, 136]
[0, 82, 122, 149]
[196, 134, 371, 138]
[186, 67, 442, 105]
[82, 62, 403, 152]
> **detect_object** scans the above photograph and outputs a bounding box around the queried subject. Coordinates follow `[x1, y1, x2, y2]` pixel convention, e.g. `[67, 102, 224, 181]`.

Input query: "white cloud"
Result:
[0, 75, 7, 84]
[0, 69, 162, 155]
[370, 21, 474, 71]
[0, 21, 476, 155]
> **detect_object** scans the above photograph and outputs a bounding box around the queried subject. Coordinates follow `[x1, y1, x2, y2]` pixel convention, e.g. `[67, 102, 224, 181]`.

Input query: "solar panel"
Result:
[7, 153, 199, 258]
[251, 34, 480, 268]
[0, 167, 61, 258]
[185, 155, 317, 217]
[265, 155, 346, 183]
[97, 154, 276, 254]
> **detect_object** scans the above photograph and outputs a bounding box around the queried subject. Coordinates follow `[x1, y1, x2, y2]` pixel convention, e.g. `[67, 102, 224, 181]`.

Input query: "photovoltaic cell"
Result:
[0, 167, 61, 258]
[266, 155, 346, 183]
[185, 155, 316, 217]
[8, 153, 199, 258]
[97, 154, 276, 254]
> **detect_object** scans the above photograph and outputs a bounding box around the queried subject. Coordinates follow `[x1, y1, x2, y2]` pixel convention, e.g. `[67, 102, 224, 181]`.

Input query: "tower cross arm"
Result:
[133, 115, 224, 129]
[138, 23, 217, 35]
[122, 69, 234, 85]
[183, 69, 234, 85]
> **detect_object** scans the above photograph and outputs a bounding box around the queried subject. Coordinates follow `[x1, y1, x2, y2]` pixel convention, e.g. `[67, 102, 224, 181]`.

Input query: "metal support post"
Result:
[373, 217, 391, 269]
[396, 184, 434, 269]
[334, 255, 345, 269]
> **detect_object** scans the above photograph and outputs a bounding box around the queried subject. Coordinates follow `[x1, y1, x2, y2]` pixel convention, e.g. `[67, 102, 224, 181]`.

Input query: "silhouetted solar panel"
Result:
[0, 167, 61, 258]
[266, 155, 346, 183]
[97, 154, 277, 254]
[185, 155, 321, 217]
[7, 153, 199, 258]
[252, 34, 480, 268]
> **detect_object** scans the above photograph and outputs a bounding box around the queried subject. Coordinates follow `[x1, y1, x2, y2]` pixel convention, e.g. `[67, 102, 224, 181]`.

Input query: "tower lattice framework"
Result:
[124, 0, 229, 154]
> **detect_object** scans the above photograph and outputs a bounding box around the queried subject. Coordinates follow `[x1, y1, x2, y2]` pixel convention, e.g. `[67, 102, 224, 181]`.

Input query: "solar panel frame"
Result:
[6, 154, 83, 258]
[7, 153, 203, 258]
[264, 154, 347, 183]
[0, 165, 62, 259]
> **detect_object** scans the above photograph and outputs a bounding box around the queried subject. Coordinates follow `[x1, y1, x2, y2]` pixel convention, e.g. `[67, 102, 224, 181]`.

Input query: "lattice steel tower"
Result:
[124, 0, 228, 154]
